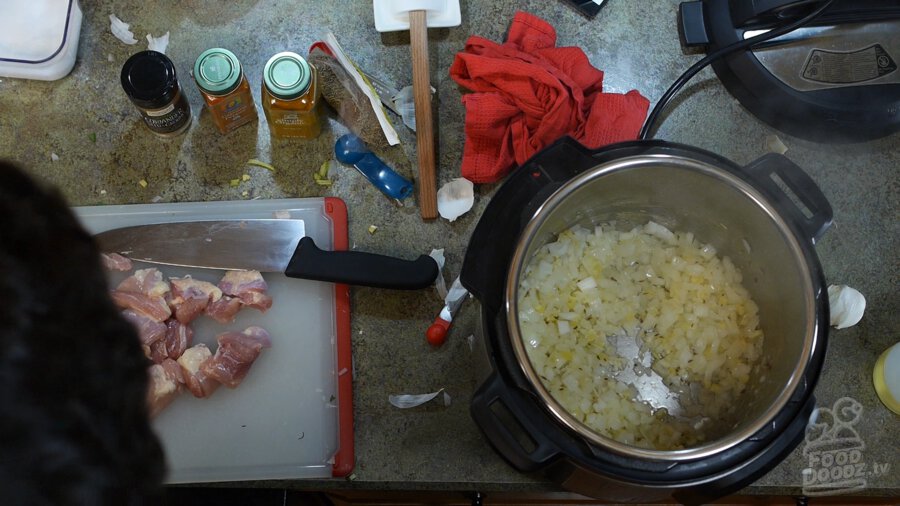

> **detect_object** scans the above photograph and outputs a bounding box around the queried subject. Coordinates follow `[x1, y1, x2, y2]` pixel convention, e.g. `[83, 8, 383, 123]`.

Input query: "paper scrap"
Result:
[389, 389, 451, 409]
[109, 14, 138, 45]
[50, 152, 59, 162]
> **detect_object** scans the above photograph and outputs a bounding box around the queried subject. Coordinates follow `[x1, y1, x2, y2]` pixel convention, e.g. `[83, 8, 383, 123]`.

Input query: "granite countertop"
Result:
[0, 0, 896, 499]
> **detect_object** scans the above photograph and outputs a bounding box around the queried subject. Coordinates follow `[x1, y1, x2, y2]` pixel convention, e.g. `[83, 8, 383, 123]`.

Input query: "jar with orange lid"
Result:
[193, 48, 257, 134]
[261, 52, 322, 139]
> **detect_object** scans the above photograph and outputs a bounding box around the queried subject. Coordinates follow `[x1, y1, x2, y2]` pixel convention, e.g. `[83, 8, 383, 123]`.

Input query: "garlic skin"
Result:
[146, 32, 170, 54]
[429, 249, 447, 298]
[109, 14, 138, 45]
[828, 284, 866, 329]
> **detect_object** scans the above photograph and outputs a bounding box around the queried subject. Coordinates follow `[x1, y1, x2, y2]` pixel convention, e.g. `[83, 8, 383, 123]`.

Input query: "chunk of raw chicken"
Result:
[147, 358, 184, 417]
[112, 268, 172, 321]
[201, 326, 272, 388]
[110, 290, 171, 322]
[148, 339, 168, 364]
[205, 295, 243, 323]
[121, 309, 166, 345]
[117, 268, 170, 298]
[100, 252, 133, 271]
[237, 291, 273, 312]
[177, 344, 219, 398]
[218, 270, 268, 295]
[218, 270, 272, 313]
[164, 319, 193, 360]
[168, 276, 222, 324]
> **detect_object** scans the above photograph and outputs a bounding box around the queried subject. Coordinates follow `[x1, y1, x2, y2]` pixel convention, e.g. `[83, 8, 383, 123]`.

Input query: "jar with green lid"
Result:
[193, 48, 257, 134]
[261, 52, 321, 139]
[121, 50, 192, 137]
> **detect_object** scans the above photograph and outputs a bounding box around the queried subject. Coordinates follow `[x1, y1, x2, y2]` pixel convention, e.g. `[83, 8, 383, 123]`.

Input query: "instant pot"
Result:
[679, 0, 900, 141]
[461, 137, 833, 504]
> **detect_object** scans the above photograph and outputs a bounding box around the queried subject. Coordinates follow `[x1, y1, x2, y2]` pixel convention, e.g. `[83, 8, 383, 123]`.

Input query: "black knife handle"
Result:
[285, 237, 439, 290]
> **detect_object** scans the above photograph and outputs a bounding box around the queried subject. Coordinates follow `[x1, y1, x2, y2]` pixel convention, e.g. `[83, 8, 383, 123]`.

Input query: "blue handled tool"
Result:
[334, 134, 414, 202]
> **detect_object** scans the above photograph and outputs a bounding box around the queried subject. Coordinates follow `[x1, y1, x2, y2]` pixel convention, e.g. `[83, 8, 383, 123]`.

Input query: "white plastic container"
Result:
[0, 0, 83, 81]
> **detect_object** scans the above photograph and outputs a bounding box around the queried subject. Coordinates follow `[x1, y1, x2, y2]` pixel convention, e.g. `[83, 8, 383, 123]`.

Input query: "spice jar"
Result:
[121, 50, 192, 137]
[193, 48, 257, 134]
[261, 52, 321, 139]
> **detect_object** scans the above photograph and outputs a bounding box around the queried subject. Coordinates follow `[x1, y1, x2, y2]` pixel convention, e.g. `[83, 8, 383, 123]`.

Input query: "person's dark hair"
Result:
[0, 162, 164, 505]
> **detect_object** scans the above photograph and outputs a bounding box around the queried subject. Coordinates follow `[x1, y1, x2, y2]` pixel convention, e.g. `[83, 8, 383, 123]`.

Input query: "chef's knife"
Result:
[94, 219, 438, 290]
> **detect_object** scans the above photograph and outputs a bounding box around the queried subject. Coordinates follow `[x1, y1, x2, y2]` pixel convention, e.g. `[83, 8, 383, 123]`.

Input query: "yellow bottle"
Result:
[873, 341, 900, 415]
[261, 52, 321, 139]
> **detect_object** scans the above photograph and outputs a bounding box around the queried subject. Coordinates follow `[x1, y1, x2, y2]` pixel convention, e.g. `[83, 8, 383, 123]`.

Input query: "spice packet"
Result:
[309, 32, 400, 146]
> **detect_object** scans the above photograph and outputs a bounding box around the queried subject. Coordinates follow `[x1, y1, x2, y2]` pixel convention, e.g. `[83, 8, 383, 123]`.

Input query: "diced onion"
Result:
[517, 222, 765, 450]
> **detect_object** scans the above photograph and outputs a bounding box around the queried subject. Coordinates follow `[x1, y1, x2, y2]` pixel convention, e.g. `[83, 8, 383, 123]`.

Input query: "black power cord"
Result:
[639, 0, 837, 139]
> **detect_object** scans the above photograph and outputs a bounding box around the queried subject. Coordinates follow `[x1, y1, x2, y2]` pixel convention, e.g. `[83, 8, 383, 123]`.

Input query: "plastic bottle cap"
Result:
[121, 50, 179, 109]
[263, 52, 311, 100]
[194, 48, 242, 95]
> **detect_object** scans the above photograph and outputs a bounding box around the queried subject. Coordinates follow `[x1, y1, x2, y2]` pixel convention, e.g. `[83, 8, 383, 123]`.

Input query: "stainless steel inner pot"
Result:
[505, 154, 819, 461]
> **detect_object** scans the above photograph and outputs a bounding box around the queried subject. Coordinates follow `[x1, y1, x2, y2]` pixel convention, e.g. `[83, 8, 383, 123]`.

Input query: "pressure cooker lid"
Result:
[680, 0, 900, 141]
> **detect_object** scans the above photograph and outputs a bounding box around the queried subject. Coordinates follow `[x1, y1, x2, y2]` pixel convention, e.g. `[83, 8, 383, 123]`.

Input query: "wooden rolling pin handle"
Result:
[409, 10, 438, 221]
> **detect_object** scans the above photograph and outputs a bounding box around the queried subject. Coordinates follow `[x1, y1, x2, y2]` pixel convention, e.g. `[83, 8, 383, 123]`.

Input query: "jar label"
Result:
[146, 103, 176, 117]
[139, 94, 191, 134]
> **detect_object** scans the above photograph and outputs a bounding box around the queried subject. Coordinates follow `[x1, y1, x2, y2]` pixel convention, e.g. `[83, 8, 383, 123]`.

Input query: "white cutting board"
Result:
[74, 198, 351, 483]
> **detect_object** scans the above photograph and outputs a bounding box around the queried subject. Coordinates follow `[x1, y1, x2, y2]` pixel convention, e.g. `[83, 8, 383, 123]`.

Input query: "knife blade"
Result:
[94, 219, 439, 290]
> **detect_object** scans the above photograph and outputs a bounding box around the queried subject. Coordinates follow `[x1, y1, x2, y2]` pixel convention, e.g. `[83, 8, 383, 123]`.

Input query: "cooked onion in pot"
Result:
[517, 221, 765, 450]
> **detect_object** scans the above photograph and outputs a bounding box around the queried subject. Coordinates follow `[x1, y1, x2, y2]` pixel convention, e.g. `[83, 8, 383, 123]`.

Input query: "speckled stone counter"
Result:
[1, 0, 897, 500]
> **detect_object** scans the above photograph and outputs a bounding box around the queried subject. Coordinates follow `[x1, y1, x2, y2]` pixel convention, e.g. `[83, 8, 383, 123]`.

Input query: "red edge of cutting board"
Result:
[325, 197, 354, 477]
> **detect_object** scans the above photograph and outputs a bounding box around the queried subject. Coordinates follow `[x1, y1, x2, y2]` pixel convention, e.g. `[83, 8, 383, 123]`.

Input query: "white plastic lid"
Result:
[0, 0, 83, 80]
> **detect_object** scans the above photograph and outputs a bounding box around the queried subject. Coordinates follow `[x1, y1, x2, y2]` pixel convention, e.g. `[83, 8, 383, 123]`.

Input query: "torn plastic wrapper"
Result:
[389, 389, 451, 408]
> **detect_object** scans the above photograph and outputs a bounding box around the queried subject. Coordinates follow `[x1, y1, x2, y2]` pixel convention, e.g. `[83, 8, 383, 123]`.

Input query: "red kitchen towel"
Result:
[450, 11, 650, 183]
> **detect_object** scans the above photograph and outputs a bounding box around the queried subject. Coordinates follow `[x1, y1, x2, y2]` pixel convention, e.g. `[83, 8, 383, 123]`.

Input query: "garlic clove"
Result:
[437, 177, 475, 222]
